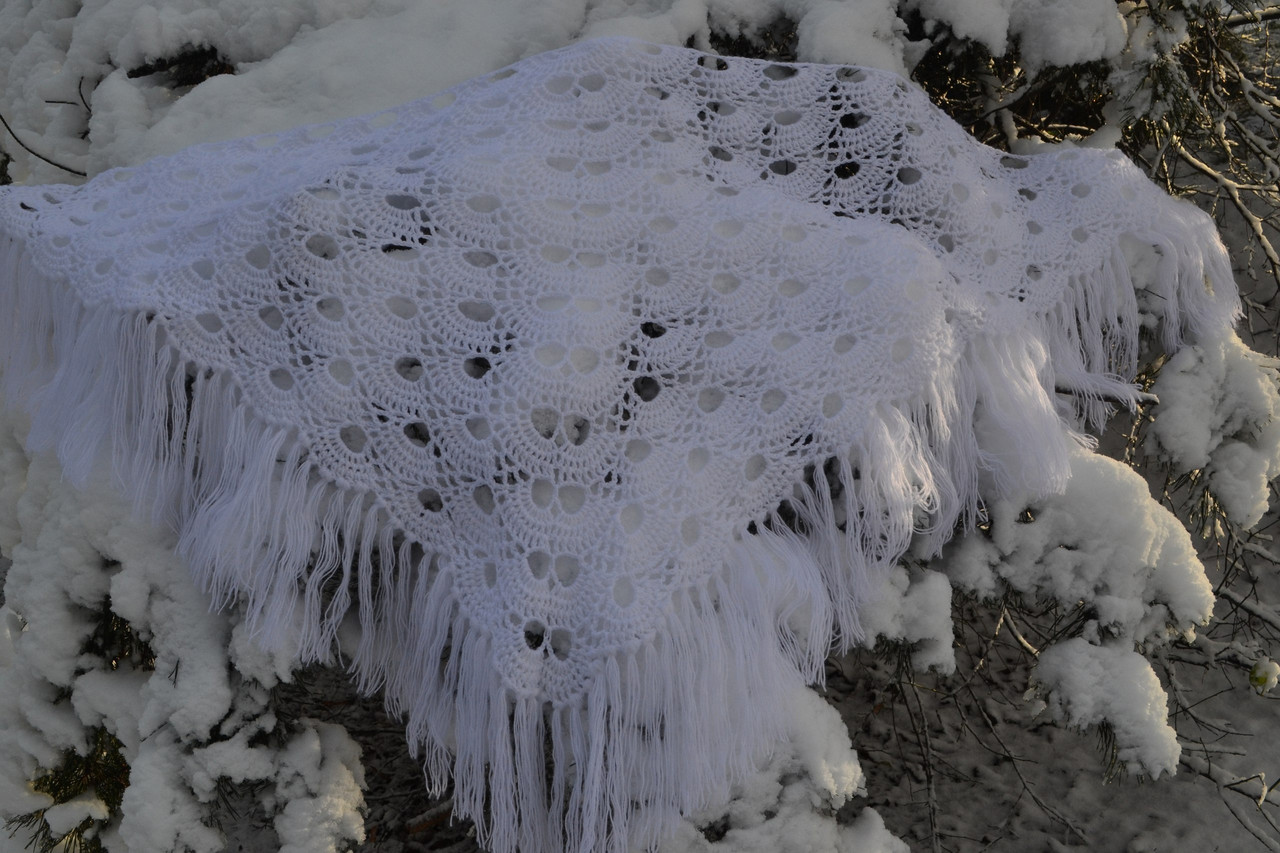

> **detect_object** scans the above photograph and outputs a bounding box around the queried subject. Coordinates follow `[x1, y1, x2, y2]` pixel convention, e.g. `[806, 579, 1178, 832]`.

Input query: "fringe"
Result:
[0, 193, 1240, 851]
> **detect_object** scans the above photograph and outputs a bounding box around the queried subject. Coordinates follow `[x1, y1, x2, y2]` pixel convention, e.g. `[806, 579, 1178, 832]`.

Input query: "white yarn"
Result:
[0, 37, 1240, 853]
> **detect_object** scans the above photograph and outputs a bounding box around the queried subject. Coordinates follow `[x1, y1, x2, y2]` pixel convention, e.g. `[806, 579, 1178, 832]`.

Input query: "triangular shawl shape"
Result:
[0, 37, 1240, 853]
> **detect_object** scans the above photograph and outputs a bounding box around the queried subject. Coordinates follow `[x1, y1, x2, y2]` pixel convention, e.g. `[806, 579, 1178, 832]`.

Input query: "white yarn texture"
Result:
[0, 37, 1240, 853]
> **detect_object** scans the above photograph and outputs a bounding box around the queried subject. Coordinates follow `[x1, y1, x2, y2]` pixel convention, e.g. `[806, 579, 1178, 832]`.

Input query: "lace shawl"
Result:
[0, 37, 1239, 853]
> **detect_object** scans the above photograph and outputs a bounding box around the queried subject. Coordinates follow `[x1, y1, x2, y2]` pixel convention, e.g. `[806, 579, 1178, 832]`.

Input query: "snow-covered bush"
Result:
[3, 1, 1280, 852]
[0, 412, 365, 853]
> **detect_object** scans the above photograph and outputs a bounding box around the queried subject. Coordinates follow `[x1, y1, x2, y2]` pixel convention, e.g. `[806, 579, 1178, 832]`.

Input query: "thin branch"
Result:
[1220, 586, 1280, 634]
[1003, 607, 1041, 657]
[903, 681, 943, 853]
[1226, 6, 1280, 28]
[1181, 752, 1280, 849]
[970, 695, 1089, 843]
[0, 109, 86, 177]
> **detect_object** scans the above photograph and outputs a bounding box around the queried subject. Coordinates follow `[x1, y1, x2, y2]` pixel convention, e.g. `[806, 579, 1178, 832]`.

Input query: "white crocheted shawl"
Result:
[0, 37, 1239, 853]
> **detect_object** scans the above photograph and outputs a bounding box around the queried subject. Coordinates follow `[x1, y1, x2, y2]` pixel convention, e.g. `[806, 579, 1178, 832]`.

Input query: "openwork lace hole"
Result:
[258, 306, 284, 330]
[316, 297, 344, 320]
[641, 322, 666, 338]
[305, 234, 339, 259]
[385, 296, 417, 319]
[395, 357, 423, 381]
[531, 407, 558, 439]
[328, 359, 354, 384]
[245, 245, 271, 269]
[527, 551, 551, 579]
[459, 300, 496, 322]
[712, 273, 739, 294]
[554, 555, 580, 585]
[463, 250, 498, 268]
[404, 422, 431, 447]
[385, 193, 421, 210]
[269, 368, 294, 390]
[339, 425, 367, 453]
[613, 577, 635, 607]
[549, 629, 573, 660]
[761, 389, 786, 413]
[834, 161, 860, 179]
[565, 415, 590, 446]
[632, 376, 660, 402]
[625, 440, 651, 462]
[558, 485, 586, 513]
[417, 488, 444, 512]
[196, 313, 223, 333]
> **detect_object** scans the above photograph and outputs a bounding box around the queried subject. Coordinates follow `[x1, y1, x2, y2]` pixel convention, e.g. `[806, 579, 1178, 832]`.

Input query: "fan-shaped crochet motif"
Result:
[0, 37, 1239, 853]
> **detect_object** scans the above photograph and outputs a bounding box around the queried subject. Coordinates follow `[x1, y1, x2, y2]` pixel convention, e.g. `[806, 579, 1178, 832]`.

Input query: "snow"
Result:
[1249, 658, 1280, 694]
[0, 405, 364, 853]
[907, 0, 1012, 56]
[946, 441, 1214, 645]
[270, 722, 366, 853]
[656, 689, 905, 853]
[0, 0, 1166, 182]
[1032, 639, 1180, 778]
[856, 566, 956, 673]
[43, 790, 110, 836]
[1147, 331, 1280, 527]
[791, 1, 912, 77]
[2, 1, 1280, 851]
[118, 729, 227, 853]
[1008, 0, 1127, 72]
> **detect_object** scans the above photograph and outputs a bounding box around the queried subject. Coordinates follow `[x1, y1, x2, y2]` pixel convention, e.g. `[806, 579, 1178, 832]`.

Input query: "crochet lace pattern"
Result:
[0, 37, 1240, 853]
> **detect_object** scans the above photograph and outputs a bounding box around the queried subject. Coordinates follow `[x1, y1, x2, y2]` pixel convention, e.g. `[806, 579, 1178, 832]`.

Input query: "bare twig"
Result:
[0, 109, 86, 177]
[1220, 586, 1280, 634]
[903, 680, 943, 853]
[1003, 607, 1041, 657]
[1226, 6, 1280, 29]
[969, 694, 1089, 843]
